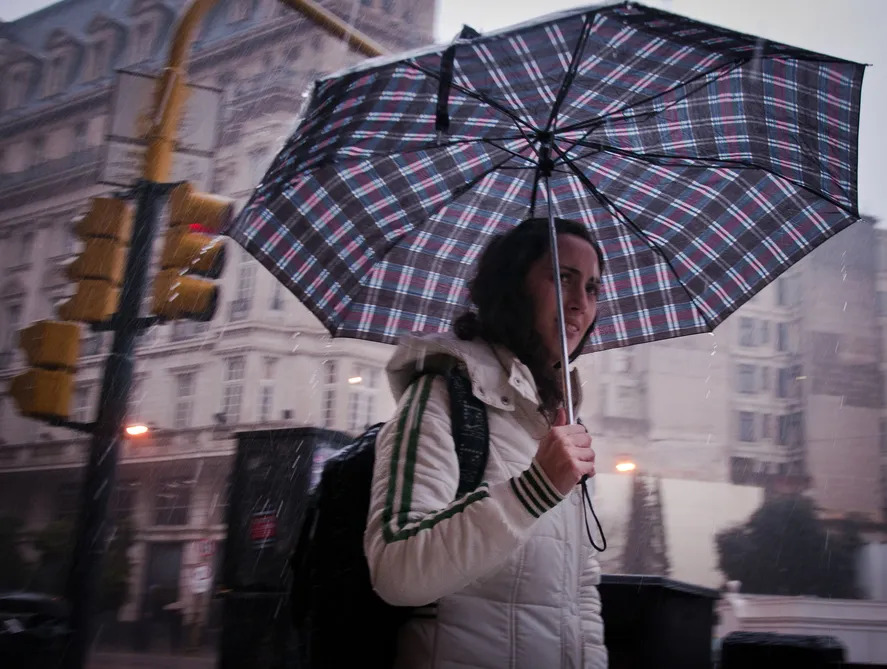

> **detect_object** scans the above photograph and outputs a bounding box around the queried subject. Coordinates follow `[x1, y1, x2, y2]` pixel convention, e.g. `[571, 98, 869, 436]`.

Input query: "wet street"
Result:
[87, 651, 216, 669]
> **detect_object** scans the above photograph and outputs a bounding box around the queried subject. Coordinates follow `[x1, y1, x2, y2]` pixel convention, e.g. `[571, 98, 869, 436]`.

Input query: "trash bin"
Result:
[218, 591, 295, 669]
[721, 631, 845, 668]
[0, 592, 71, 669]
[218, 427, 350, 669]
[599, 574, 719, 669]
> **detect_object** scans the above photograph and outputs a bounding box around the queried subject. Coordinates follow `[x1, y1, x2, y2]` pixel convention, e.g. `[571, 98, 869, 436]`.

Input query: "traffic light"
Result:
[58, 197, 134, 324]
[9, 320, 80, 421]
[152, 182, 234, 322]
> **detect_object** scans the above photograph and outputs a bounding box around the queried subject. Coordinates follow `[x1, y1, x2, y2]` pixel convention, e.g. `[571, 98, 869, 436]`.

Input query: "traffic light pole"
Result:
[59, 1, 385, 666]
[63, 181, 170, 669]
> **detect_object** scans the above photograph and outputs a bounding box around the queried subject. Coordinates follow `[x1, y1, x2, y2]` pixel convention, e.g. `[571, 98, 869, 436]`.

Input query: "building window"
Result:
[19, 232, 34, 264]
[6, 70, 28, 109]
[3, 303, 22, 356]
[777, 412, 803, 447]
[81, 331, 104, 357]
[258, 357, 276, 423]
[154, 479, 191, 526]
[777, 366, 802, 399]
[73, 386, 91, 423]
[348, 365, 380, 431]
[760, 366, 770, 391]
[54, 483, 81, 521]
[382, 0, 395, 9]
[738, 412, 755, 442]
[45, 55, 67, 96]
[323, 360, 337, 428]
[110, 481, 137, 525]
[222, 356, 245, 425]
[270, 280, 285, 311]
[758, 320, 769, 345]
[230, 257, 256, 322]
[170, 321, 206, 341]
[73, 121, 88, 152]
[736, 364, 756, 394]
[174, 372, 195, 429]
[87, 41, 109, 80]
[739, 318, 755, 346]
[880, 419, 887, 456]
[30, 136, 45, 167]
[761, 414, 772, 439]
[133, 22, 153, 62]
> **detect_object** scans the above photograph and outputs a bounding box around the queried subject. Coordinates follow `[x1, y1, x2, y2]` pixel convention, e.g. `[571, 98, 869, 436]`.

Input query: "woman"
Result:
[364, 217, 607, 668]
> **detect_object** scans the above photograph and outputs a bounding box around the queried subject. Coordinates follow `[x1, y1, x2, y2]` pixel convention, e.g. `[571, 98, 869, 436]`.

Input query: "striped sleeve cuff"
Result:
[509, 459, 565, 518]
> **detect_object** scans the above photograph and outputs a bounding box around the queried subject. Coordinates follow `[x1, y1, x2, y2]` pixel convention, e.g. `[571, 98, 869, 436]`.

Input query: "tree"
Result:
[32, 517, 133, 612]
[0, 515, 30, 590]
[716, 494, 860, 598]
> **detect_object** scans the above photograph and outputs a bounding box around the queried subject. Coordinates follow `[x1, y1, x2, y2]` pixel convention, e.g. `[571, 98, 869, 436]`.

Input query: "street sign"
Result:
[191, 564, 213, 594]
[197, 539, 215, 560]
[101, 70, 222, 189]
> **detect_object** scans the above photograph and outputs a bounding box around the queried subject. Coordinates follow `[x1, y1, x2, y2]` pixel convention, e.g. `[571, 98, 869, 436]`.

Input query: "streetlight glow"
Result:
[615, 461, 637, 473]
[348, 376, 363, 385]
[125, 424, 149, 437]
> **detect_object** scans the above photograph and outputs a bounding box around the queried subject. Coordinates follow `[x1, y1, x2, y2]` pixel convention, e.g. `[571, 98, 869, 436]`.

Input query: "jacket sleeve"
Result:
[578, 481, 607, 668]
[364, 374, 565, 607]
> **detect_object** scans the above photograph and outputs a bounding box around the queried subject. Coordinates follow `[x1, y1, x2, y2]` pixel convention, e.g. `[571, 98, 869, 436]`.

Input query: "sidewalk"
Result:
[87, 650, 216, 669]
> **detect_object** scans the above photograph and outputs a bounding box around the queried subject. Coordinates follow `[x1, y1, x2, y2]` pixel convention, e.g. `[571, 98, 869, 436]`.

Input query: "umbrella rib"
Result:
[556, 59, 744, 136]
[570, 140, 859, 218]
[405, 60, 537, 133]
[543, 11, 595, 134]
[551, 142, 717, 330]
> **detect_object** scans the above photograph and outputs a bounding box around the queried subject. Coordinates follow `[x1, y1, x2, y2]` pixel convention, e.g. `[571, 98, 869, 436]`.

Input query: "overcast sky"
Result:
[3, 0, 885, 222]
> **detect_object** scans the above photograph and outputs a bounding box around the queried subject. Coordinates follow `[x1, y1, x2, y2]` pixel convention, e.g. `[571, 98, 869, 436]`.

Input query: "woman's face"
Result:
[525, 233, 601, 365]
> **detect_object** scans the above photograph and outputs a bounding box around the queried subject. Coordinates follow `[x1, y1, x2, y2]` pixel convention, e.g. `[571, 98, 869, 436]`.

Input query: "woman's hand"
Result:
[535, 408, 596, 495]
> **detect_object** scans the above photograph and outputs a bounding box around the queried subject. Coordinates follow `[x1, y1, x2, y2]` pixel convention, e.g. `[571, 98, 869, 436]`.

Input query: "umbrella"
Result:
[227, 1, 864, 416]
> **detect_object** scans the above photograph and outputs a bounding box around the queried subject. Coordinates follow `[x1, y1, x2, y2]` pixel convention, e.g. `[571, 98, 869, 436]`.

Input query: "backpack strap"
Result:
[445, 367, 489, 498]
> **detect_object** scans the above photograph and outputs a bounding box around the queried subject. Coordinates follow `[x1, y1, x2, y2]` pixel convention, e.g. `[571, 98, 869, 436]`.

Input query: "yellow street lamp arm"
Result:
[143, 0, 388, 183]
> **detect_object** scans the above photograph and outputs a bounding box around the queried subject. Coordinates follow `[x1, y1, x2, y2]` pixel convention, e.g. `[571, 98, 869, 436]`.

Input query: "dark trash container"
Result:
[218, 427, 350, 669]
[599, 574, 719, 669]
[721, 631, 845, 668]
[0, 592, 71, 669]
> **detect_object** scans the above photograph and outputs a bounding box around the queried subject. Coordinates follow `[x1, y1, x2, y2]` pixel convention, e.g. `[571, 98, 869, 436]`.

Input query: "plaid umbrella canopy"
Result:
[228, 1, 864, 353]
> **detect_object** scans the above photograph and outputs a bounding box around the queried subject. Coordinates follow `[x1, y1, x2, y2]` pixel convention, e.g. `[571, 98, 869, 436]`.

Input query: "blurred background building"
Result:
[0, 0, 884, 656]
[0, 0, 432, 651]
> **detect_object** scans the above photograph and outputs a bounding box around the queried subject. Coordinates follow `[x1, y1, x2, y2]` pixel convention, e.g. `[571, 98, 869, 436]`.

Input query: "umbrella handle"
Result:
[544, 175, 576, 425]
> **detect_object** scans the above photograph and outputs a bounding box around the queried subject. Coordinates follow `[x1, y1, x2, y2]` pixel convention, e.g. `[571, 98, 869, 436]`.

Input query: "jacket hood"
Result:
[386, 332, 582, 413]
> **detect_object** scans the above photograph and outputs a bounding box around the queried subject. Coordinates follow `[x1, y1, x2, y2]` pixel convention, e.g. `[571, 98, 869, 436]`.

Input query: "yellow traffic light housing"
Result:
[152, 182, 233, 322]
[9, 320, 80, 421]
[58, 197, 134, 324]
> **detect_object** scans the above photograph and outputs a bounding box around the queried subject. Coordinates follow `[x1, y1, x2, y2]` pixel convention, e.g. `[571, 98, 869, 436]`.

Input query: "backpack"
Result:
[289, 367, 489, 669]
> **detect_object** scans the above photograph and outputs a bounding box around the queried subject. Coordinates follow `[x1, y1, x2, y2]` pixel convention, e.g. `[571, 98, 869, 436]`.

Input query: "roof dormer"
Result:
[1, 44, 41, 110]
[42, 29, 83, 97]
[127, 1, 175, 65]
[84, 14, 126, 81]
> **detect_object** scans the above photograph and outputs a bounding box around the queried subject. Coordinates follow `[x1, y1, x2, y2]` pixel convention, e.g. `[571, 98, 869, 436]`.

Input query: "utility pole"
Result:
[59, 2, 385, 666]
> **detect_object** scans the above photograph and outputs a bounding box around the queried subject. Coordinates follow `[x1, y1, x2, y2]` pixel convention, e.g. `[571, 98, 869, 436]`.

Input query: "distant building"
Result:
[580, 220, 885, 525]
[0, 0, 433, 649]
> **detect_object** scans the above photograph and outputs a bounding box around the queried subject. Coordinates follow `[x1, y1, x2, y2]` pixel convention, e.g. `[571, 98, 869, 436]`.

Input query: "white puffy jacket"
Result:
[364, 332, 607, 669]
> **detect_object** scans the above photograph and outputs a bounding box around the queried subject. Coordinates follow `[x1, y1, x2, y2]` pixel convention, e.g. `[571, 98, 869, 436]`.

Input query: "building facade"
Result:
[580, 220, 885, 523]
[0, 0, 433, 648]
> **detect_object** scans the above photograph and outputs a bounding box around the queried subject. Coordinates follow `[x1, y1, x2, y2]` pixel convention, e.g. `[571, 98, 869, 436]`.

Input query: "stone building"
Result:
[0, 0, 433, 647]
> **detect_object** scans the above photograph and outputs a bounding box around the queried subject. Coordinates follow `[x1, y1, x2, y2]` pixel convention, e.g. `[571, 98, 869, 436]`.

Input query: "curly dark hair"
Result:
[453, 217, 605, 419]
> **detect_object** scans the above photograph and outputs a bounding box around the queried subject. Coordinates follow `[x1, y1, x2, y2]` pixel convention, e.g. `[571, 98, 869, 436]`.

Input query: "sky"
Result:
[3, 0, 885, 222]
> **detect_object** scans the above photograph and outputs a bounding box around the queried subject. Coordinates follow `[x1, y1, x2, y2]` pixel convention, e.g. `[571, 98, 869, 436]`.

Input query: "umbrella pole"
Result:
[544, 175, 575, 424]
